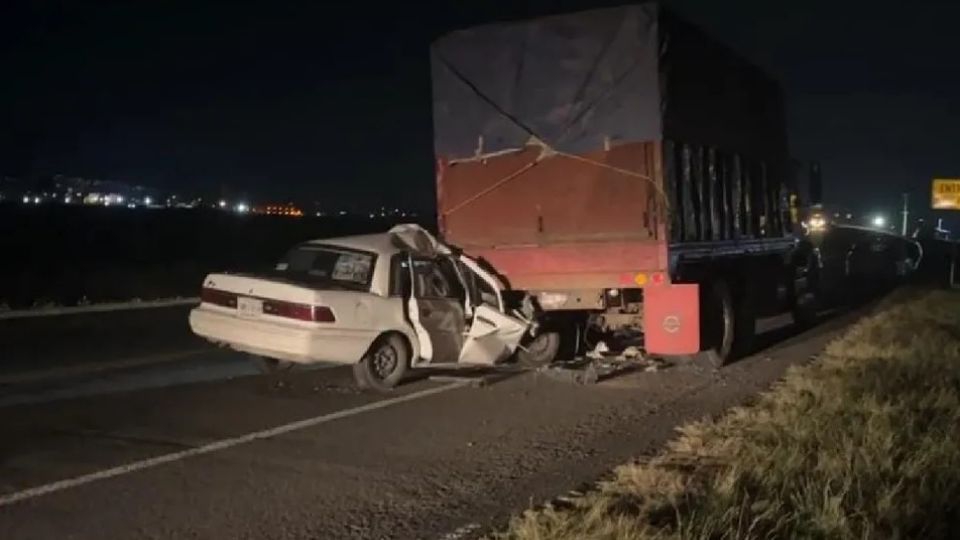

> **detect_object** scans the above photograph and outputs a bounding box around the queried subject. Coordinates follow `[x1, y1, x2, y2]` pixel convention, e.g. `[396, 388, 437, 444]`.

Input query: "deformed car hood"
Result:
[389, 224, 453, 258]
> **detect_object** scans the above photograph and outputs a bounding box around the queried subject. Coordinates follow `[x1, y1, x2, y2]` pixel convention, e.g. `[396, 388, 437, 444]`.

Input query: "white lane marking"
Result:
[0, 349, 211, 385]
[0, 353, 265, 408]
[0, 298, 200, 321]
[0, 382, 465, 508]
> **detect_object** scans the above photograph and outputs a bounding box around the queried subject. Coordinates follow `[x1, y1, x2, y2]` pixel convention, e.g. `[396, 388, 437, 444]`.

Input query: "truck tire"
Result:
[692, 279, 735, 367]
[684, 278, 756, 368]
[353, 334, 410, 393]
[792, 264, 820, 330]
[516, 331, 561, 367]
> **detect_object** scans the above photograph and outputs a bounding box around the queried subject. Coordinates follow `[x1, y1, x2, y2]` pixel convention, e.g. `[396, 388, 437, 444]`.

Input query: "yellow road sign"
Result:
[932, 179, 960, 210]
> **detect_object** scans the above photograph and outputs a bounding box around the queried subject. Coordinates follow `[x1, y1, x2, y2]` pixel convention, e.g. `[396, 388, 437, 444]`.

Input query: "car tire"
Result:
[250, 355, 295, 374]
[353, 334, 410, 392]
[515, 331, 561, 367]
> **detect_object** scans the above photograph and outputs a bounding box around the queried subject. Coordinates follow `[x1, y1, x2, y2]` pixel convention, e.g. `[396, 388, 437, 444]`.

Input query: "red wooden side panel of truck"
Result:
[437, 142, 670, 291]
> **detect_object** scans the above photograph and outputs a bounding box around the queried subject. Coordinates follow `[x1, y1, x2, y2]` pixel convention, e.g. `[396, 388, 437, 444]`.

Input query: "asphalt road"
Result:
[0, 304, 867, 539]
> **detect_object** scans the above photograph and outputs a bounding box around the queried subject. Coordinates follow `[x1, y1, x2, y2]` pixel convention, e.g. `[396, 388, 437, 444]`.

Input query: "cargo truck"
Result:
[431, 3, 822, 366]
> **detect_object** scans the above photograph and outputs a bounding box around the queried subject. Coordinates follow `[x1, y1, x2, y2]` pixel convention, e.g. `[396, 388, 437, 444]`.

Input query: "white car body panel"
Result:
[189, 273, 420, 365]
[406, 295, 434, 362]
[458, 305, 528, 365]
[188, 224, 529, 370]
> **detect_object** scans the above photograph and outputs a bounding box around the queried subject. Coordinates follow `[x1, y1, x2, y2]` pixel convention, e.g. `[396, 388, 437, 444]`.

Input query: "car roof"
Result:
[303, 232, 402, 256]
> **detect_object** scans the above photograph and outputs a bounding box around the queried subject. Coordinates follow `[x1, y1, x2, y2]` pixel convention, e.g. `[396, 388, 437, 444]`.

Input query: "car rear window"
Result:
[275, 245, 375, 289]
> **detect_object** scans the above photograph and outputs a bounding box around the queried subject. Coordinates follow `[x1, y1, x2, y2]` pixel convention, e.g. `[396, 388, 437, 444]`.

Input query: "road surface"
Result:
[0, 304, 864, 539]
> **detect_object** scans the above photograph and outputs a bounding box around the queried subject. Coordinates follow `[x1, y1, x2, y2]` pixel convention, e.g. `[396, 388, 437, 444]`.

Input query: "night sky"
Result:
[1, 0, 958, 225]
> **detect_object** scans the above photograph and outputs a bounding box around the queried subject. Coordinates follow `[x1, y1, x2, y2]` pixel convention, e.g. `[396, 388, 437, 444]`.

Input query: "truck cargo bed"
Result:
[433, 2, 794, 290]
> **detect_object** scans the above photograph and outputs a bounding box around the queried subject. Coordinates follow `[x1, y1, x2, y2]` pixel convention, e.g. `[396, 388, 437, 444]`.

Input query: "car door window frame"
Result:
[389, 253, 412, 297]
[410, 256, 460, 301]
[458, 255, 505, 312]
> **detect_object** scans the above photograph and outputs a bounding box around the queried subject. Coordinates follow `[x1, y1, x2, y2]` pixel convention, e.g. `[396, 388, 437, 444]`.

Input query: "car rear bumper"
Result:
[189, 307, 377, 364]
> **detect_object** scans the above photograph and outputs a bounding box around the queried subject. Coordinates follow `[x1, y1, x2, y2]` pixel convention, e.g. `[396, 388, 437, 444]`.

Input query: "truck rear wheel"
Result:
[692, 279, 736, 367]
[683, 278, 758, 367]
[792, 258, 821, 330]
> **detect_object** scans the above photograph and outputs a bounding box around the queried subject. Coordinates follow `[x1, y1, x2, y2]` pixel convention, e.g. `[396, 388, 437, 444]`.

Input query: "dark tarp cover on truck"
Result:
[432, 2, 793, 244]
[431, 2, 786, 164]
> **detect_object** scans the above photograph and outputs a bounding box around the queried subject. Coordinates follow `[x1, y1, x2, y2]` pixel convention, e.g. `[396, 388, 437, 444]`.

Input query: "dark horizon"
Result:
[2, 0, 959, 227]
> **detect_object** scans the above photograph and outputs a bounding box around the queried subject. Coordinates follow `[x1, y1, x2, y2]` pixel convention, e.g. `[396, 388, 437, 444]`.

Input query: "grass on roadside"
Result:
[497, 288, 960, 540]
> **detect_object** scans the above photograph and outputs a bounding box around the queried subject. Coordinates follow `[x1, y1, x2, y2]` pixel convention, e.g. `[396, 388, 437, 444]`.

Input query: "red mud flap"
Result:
[643, 283, 700, 355]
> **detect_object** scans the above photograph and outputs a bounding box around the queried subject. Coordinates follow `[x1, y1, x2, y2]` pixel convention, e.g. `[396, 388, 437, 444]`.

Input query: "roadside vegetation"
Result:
[498, 288, 960, 539]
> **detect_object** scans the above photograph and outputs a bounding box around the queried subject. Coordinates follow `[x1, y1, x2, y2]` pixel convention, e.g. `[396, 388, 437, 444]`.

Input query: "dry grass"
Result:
[497, 288, 960, 540]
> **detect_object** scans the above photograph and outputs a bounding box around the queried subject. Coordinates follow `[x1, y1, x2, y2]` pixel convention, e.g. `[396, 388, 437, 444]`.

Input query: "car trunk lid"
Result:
[199, 273, 362, 325]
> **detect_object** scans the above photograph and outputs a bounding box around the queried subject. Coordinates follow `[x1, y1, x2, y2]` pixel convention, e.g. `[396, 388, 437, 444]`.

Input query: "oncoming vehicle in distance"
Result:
[189, 224, 533, 391]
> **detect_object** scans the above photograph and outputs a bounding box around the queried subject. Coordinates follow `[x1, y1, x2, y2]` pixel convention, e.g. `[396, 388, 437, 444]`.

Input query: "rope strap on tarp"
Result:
[435, 54, 668, 217]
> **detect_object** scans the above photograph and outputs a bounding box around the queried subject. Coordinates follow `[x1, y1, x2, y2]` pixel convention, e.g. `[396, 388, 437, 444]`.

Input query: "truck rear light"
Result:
[605, 288, 623, 307]
[262, 300, 336, 323]
[201, 287, 238, 308]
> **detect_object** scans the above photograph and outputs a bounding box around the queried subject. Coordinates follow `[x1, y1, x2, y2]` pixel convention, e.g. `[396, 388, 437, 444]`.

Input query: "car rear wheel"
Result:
[353, 334, 410, 392]
[250, 355, 295, 374]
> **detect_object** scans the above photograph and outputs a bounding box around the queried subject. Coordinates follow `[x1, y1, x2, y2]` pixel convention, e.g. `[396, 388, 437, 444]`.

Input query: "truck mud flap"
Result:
[643, 283, 700, 355]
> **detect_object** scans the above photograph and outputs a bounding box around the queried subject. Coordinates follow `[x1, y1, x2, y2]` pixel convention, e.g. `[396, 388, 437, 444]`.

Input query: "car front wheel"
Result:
[353, 334, 410, 392]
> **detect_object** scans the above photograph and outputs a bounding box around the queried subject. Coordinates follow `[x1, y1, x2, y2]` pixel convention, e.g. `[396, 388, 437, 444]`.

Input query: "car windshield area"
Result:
[274, 245, 375, 290]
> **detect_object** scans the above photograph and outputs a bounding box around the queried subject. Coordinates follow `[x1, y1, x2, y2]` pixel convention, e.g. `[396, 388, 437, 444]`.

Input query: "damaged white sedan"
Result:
[189, 224, 532, 391]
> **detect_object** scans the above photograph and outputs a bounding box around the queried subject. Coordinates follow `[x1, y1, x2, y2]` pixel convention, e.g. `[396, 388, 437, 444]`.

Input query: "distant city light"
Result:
[872, 215, 887, 228]
[22, 196, 29, 204]
[235, 203, 249, 213]
[33, 196, 41, 204]
[144, 196, 153, 205]
[64, 196, 72, 204]
[219, 200, 227, 208]
[117, 195, 124, 204]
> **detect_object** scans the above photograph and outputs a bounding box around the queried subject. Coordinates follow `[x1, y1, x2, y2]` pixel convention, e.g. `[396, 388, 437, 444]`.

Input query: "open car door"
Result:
[458, 304, 527, 365]
[405, 255, 465, 364]
[390, 224, 531, 366]
[456, 255, 530, 365]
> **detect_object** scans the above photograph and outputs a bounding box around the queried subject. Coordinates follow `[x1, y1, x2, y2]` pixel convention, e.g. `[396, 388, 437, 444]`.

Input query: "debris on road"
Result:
[537, 348, 670, 385]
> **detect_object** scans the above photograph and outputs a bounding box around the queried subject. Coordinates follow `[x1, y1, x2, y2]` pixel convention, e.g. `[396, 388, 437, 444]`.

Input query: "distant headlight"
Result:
[807, 215, 827, 232]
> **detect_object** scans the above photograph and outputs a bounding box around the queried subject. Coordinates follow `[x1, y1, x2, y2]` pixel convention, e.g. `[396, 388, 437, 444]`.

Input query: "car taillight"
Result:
[262, 300, 336, 323]
[201, 287, 237, 308]
[313, 306, 336, 323]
